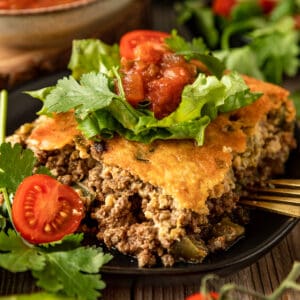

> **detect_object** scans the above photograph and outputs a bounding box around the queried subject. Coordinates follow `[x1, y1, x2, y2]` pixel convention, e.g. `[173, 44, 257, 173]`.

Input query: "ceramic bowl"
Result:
[0, 0, 134, 49]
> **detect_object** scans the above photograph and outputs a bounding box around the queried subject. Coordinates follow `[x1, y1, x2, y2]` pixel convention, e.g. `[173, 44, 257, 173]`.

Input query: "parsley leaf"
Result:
[0, 143, 51, 194]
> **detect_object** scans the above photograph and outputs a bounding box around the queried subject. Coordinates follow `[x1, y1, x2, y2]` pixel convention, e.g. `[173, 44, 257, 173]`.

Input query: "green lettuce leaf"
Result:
[68, 39, 120, 79]
[36, 70, 260, 146]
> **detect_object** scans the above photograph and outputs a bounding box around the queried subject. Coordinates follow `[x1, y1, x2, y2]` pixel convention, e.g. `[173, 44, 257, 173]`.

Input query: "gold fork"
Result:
[239, 179, 300, 218]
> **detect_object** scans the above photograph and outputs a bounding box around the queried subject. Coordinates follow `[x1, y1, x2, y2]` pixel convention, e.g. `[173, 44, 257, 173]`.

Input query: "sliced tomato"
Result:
[119, 30, 170, 61]
[212, 0, 237, 18]
[12, 174, 84, 244]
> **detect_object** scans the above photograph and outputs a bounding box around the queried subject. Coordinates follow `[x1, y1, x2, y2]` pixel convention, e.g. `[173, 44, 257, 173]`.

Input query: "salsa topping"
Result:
[120, 35, 198, 118]
[28, 30, 261, 146]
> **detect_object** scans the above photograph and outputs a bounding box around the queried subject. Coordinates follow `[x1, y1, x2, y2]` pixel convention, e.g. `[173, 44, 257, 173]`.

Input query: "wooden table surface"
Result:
[1, 1, 300, 299]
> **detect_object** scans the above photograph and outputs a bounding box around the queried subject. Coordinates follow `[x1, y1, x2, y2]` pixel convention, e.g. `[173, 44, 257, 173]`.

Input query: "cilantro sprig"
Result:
[0, 90, 112, 299]
[0, 231, 112, 300]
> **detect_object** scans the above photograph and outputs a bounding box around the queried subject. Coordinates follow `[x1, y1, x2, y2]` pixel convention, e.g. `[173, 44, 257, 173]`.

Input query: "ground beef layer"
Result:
[7, 77, 296, 267]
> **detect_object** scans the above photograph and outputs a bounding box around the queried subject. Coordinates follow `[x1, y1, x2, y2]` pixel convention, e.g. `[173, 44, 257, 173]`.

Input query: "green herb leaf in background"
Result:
[175, 0, 300, 84]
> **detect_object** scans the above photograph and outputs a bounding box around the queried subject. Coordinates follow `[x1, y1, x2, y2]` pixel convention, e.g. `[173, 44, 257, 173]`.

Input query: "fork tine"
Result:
[239, 199, 300, 217]
[248, 187, 300, 198]
[240, 179, 300, 217]
[243, 194, 300, 205]
[267, 179, 300, 188]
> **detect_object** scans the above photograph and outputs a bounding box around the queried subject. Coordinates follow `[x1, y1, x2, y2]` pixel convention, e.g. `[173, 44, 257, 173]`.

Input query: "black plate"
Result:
[6, 72, 299, 283]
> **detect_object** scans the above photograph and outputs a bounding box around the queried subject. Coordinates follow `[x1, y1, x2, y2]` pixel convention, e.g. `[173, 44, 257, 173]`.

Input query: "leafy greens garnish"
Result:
[0, 91, 112, 299]
[68, 38, 120, 80]
[216, 16, 299, 84]
[0, 142, 112, 299]
[165, 30, 225, 78]
[27, 35, 261, 146]
[0, 143, 49, 194]
[176, 0, 300, 84]
[0, 230, 112, 300]
[29, 70, 261, 146]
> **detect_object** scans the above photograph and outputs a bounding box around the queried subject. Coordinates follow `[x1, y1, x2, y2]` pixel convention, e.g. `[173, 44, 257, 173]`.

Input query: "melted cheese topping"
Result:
[27, 112, 80, 150]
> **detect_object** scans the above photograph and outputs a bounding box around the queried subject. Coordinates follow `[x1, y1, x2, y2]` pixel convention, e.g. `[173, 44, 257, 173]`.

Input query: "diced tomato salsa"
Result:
[120, 41, 197, 119]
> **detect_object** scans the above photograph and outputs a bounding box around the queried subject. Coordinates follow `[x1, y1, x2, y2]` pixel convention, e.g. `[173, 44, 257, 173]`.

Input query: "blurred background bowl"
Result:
[0, 0, 135, 49]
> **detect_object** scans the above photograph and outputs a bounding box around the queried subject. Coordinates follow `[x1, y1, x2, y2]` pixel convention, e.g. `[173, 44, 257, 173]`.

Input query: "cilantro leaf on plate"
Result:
[0, 229, 45, 272]
[0, 143, 51, 194]
[33, 246, 112, 300]
[0, 143, 36, 194]
[0, 229, 112, 299]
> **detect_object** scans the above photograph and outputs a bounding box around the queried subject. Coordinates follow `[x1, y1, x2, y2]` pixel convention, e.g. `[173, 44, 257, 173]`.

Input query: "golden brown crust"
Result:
[25, 76, 296, 214]
[102, 76, 296, 213]
[102, 138, 232, 214]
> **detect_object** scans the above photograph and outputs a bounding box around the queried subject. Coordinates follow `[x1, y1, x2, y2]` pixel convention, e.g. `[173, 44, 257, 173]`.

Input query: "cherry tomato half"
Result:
[212, 0, 237, 18]
[12, 174, 84, 244]
[186, 291, 219, 300]
[119, 30, 170, 60]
